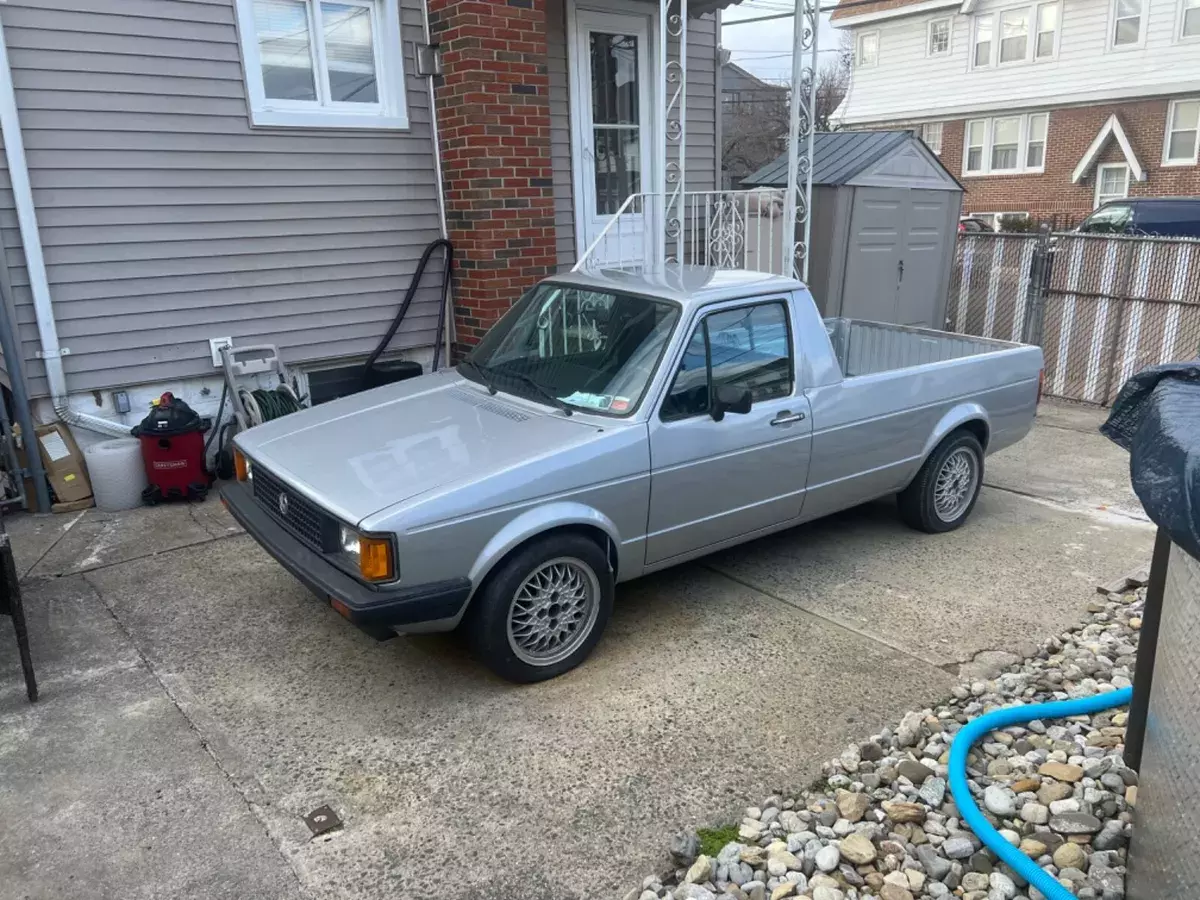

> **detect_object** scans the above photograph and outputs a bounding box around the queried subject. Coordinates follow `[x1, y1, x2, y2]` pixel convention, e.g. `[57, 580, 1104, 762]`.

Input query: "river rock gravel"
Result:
[626, 585, 1144, 900]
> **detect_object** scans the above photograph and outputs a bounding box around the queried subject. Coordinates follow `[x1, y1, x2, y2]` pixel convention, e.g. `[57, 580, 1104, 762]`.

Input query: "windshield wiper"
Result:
[458, 357, 497, 394]
[496, 370, 575, 416]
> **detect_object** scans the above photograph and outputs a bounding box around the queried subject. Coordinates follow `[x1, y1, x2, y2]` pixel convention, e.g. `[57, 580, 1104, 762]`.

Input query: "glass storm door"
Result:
[573, 10, 652, 264]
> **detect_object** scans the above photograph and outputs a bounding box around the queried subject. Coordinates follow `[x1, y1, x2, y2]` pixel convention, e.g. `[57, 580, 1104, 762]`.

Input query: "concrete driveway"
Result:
[0, 401, 1153, 900]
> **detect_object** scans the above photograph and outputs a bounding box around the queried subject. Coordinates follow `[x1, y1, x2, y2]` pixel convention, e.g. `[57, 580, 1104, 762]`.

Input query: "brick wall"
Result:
[872, 98, 1200, 228]
[428, 0, 557, 349]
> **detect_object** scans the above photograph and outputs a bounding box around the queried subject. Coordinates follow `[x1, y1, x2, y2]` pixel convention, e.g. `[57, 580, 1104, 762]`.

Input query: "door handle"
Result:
[770, 411, 805, 426]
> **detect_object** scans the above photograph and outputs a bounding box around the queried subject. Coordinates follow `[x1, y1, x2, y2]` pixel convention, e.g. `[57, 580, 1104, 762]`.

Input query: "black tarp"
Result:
[1101, 362, 1200, 562]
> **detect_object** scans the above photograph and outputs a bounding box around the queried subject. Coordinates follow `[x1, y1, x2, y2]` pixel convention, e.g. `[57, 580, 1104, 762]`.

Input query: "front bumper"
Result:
[221, 481, 471, 639]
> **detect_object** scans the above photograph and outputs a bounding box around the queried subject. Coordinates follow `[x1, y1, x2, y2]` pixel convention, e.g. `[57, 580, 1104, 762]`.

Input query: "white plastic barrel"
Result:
[83, 438, 147, 511]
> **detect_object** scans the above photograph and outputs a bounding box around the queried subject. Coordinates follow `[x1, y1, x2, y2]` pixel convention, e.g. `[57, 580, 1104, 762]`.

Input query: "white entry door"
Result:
[571, 8, 653, 266]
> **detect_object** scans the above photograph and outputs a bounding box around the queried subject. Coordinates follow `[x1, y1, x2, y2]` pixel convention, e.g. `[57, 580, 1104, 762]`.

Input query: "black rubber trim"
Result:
[221, 482, 470, 635]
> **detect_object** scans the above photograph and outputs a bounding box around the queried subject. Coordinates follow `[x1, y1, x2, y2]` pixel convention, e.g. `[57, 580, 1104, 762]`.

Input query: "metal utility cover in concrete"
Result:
[741, 131, 964, 329]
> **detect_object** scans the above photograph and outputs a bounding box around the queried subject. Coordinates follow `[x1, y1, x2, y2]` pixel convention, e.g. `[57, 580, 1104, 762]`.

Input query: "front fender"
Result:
[921, 402, 990, 458]
[465, 501, 623, 598]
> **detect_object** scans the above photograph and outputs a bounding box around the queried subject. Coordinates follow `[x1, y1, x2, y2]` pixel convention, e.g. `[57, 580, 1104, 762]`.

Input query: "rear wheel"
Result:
[897, 430, 984, 533]
[467, 533, 613, 683]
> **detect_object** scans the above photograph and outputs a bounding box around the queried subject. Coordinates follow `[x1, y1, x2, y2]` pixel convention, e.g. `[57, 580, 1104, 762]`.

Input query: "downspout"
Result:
[0, 13, 128, 438]
[421, 0, 453, 365]
[0, 227, 50, 512]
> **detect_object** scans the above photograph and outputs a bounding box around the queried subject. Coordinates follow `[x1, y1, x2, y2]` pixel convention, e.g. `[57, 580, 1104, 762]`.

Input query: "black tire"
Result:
[466, 533, 613, 683]
[897, 430, 984, 533]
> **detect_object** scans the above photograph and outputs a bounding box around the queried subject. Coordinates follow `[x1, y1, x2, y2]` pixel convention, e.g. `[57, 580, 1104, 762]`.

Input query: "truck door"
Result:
[645, 298, 812, 565]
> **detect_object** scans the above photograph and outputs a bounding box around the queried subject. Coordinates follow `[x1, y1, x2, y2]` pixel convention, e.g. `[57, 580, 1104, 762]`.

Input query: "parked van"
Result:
[1076, 197, 1200, 238]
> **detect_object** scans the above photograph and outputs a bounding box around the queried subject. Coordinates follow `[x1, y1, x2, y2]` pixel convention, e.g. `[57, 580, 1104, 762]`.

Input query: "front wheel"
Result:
[897, 430, 984, 533]
[466, 533, 613, 683]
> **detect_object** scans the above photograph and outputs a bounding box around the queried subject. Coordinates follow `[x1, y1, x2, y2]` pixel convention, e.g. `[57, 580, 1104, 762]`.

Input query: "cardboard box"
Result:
[34, 422, 93, 504]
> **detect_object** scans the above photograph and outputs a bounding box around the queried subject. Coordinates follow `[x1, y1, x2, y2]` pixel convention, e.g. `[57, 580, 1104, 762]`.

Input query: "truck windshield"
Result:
[459, 283, 680, 416]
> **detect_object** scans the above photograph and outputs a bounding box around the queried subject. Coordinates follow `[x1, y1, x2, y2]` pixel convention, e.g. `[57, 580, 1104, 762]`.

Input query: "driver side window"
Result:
[660, 301, 793, 421]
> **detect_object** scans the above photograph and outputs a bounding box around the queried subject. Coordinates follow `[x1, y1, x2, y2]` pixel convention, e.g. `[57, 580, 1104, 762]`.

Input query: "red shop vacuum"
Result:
[131, 392, 212, 504]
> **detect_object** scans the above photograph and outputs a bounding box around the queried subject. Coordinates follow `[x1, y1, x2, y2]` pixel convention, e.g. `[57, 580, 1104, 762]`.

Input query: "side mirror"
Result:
[710, 384, 753, 422]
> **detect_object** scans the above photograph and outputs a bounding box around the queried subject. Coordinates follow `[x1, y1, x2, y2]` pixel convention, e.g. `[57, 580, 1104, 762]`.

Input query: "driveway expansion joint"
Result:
[78, 568, 311, 899]
[702, 563, 950, 672]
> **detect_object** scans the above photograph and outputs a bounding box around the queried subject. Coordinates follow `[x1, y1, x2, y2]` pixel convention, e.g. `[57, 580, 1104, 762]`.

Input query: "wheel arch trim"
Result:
[465, 502, 623, 602]
[921, 403, 990, 460]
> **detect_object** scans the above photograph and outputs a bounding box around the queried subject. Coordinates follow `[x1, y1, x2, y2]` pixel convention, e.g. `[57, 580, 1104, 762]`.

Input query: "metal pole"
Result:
[661, 0, 687, 269]
[1124, 526, 1171, 771]
[783, 0, 817, 281]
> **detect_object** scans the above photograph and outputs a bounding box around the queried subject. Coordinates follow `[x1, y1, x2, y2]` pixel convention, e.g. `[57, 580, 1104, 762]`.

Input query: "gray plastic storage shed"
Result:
[741, 131, 963, 328]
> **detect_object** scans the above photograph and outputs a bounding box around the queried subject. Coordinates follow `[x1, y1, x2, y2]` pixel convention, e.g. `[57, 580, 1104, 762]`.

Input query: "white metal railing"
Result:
[571, 188, 793, 277]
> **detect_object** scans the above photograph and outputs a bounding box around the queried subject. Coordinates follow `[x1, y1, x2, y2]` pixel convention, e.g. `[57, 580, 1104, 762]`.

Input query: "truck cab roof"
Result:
[547, 265, 806, 311]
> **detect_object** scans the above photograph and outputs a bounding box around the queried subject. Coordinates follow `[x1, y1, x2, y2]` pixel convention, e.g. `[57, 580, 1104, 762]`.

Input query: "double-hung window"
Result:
[999, 9, 1030, 62]
[963, 112, 1049, 176]
[1112, 0, 1145, 46]
[235, 0, 408, 128]
[1164, 99, 1200, 165]
[966, 120, 986, 173]
[922, 121, 944, 155]
[973, 16, 993, 67]
[1036, 3, 1059, 56]
[1181, 0, 1200, 38]
[1026, 113, 1048, 167]
[928, 17, 952, 55]
[991, 117, 1021, 170]
[973, 3, 1059, 66]
[856, 30, 880, 67]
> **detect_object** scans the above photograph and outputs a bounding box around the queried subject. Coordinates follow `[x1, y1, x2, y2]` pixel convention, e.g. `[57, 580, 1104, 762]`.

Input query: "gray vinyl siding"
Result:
[0, 0, 443, 397]
[547, 0, 576, 271]
[547, 4, 720, 269]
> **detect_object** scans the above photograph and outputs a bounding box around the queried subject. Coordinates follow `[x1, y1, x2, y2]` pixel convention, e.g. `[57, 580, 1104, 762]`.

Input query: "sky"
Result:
[720, 0, 843, 84]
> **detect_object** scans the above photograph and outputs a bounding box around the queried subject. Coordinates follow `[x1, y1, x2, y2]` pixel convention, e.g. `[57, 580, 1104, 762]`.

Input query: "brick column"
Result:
[427, 0, 558, 350]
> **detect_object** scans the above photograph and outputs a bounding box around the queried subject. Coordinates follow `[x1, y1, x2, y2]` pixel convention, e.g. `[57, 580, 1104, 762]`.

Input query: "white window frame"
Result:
[856, 30, 880, 67]
[921, 121, 944, 154]
[233, 0, 409, 129]
[962, 112, 1049, 176]
[971, 2, 1059, 68]
[927, 16, 952, 56]
[1179, 0, 1200, 40]
[997, 8, 1031, 65]
[971, 15, 994, 68]
[1163, 98, 1200, 165]
[1034, 2, 1061, 58]
[1094, 163, 1131, 208]
[1109, 0, 1147, 49]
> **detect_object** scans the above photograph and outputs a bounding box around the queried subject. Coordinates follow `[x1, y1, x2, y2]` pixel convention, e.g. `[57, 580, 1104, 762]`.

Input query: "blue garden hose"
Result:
[947, 686, 1134, 900]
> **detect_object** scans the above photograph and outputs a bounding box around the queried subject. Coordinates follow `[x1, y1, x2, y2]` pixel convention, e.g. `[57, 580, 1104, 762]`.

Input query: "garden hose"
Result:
[240, 385, 303, 426]
[947, 686, 1134, 900]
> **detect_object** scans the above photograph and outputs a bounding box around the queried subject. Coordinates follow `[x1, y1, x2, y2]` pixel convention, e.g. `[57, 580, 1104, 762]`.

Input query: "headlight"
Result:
[335, 523, 396, 583]
[234, 449, 253, 482]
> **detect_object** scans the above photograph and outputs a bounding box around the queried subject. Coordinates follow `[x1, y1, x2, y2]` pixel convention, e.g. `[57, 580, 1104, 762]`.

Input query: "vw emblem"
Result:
[277, 493, 290, 517]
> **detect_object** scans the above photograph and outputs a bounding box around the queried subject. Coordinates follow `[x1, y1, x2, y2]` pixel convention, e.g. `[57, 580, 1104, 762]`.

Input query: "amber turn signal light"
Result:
[358, 536, 395, 582]
[234, 449, 251, 482]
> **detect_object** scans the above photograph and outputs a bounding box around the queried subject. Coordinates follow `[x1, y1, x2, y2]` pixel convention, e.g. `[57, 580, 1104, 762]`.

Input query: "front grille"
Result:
[253, 466, 335, 552]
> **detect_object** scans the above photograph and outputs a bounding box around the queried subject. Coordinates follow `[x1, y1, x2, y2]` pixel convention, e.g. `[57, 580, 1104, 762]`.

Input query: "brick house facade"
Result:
[873, 99, 1200, 228]
[428, 0, 559, 350]
[832, 0, 1200, 230]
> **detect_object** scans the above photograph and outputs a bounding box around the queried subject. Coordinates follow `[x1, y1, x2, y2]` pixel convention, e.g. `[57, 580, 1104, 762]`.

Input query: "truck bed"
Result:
[824, 318, 1019, 378]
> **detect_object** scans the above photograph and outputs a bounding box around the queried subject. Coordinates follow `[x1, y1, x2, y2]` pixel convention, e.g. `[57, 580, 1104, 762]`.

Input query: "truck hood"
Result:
[234, 371, 600, 525]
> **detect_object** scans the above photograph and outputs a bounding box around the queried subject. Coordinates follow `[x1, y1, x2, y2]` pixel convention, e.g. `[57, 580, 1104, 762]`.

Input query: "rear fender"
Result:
[465, 502, 622, 600]
[921, 403, 990, 459]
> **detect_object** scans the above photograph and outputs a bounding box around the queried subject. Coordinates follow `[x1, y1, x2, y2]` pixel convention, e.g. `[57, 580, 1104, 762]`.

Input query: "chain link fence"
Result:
[948, 231, 1200, 405]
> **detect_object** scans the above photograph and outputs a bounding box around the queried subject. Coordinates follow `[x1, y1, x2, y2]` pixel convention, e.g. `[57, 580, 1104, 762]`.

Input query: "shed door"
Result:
[896, 190, 950, 326]
[841, 188, 950, 327]
[841, 188, 904, 322]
